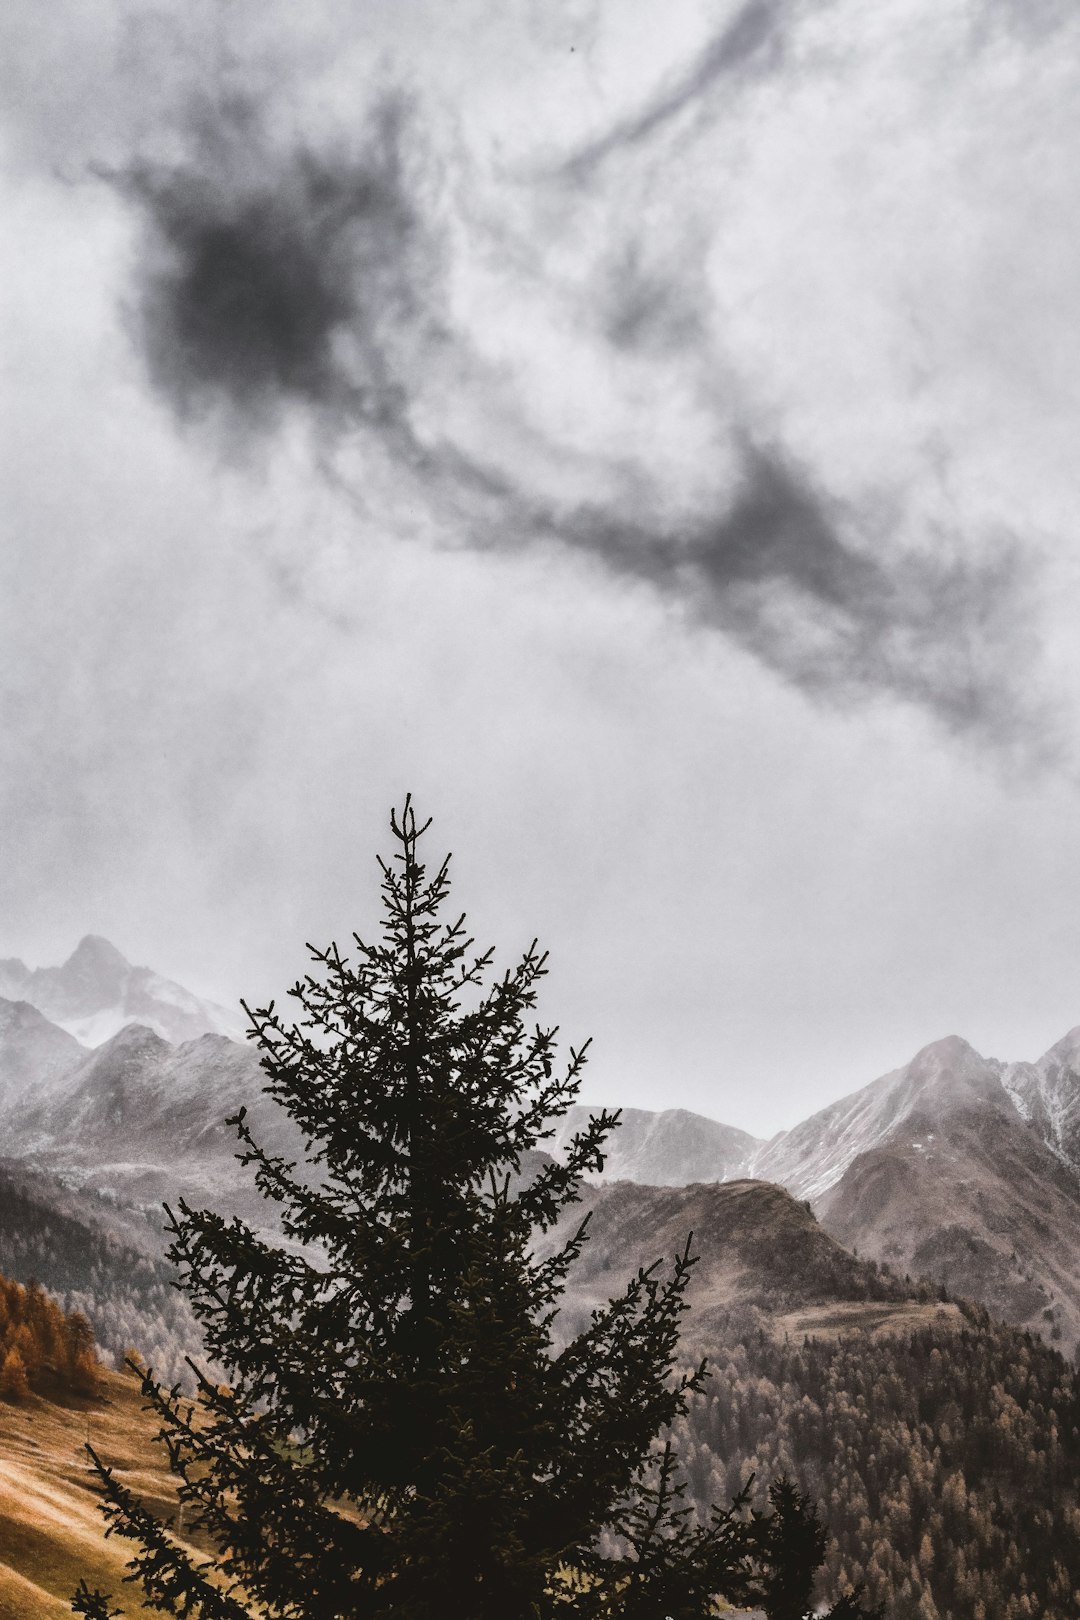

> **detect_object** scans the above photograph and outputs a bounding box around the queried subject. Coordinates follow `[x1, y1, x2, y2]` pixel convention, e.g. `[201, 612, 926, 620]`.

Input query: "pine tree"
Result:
[74, 800, 875, 1620]
[0, 1343, 30, 1402]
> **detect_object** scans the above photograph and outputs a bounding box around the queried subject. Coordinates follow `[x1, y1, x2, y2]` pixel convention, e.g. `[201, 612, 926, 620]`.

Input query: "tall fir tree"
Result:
[74, 800, 877, 1620]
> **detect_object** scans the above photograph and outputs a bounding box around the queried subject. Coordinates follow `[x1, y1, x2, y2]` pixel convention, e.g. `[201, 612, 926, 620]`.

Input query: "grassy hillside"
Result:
[0, 1368, 185, 1620]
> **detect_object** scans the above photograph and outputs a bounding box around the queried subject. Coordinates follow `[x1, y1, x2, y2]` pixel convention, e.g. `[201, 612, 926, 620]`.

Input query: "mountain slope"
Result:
[1001, 1022, 1080, 1175]
[732, 1035, 1080, 1351]
[0, 999, 85, 1111]
[550, 1176, 940, 1346]
[815, 1089, 1080, 1353]
[0, 1367, 189, 1620]
[548, 1103, 760, 1186]
[0, 1160, 203, 1387]
[746, 1034, 1011, 1199]
[2, 1025, 300, 1221]
[549, 1033, 1080, 1356]
[0, 936, 243, 1047]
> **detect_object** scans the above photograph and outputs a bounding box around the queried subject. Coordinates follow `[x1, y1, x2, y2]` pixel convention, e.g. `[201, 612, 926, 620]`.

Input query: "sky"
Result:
[2, 0, 1080, 1137]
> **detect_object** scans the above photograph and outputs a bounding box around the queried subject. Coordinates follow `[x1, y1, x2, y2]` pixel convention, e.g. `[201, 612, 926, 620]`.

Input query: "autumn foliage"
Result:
[0, 1271, 100, 1400]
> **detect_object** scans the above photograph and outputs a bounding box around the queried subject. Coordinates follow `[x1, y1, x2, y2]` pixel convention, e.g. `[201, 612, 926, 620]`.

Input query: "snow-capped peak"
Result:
[0, 938, 245, 1048]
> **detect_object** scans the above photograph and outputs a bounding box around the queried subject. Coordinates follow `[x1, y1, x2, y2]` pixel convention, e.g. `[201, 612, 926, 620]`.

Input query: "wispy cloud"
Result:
[17, 0, 1072, 753]
[557, 0, 792, 179]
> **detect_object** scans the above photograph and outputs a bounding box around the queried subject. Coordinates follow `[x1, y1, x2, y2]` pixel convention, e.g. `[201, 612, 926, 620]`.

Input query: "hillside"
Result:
[748, 1036, 1080, 1353]
[0, 1367, 186, 1620]
[550, 1032, 1080, 1356]
[0, 1162, 203, 1388]
[676, 1306, 1080, 1620]
[552, 1177, 921, 1334]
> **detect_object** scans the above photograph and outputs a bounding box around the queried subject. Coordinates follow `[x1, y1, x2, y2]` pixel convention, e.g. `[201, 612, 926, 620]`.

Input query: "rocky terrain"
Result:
[555, 1030, 1080, 1355]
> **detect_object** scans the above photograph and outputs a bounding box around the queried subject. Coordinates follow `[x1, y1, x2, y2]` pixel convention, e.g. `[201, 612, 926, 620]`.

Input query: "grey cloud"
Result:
[525, 449, 1036, 747]
[558, 0, 789, 179]
[110, 95, 437, 437]
[104, 78, 1039, 749]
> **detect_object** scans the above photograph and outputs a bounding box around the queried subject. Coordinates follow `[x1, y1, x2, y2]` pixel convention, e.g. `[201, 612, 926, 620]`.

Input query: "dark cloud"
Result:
[113, 96, 436, 434]
[530, 448, 1035, 745]
[558, 0, 789, 179]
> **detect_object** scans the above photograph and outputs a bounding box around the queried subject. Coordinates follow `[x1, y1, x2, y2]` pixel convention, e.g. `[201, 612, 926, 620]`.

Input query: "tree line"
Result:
[0, 1269, 100, 1401]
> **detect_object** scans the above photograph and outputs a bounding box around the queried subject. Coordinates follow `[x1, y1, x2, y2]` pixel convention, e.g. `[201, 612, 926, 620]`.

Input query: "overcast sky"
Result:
[3, 0, 1080, 1136]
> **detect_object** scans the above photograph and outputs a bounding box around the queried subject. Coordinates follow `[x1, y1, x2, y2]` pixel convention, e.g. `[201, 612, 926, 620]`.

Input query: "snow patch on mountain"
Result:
[745, 1035, 1020, 1202]
[999, 1025, 1080, 1176]
[0, 936, 245, 1047]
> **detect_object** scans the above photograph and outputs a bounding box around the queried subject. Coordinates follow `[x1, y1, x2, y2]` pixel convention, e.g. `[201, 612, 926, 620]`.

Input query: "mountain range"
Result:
[0, 935, 243, 1048]
[1, 938, 1076, 1620]
[1, 937, 1078, 1357]
[553, 1027, 1080, 1354]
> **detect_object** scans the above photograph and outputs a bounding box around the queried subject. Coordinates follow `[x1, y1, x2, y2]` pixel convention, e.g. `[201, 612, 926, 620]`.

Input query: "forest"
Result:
[677, 1304, 1080, 1619]
[0, 1269, 100, 1401]
[0, 1165, 202, 1387]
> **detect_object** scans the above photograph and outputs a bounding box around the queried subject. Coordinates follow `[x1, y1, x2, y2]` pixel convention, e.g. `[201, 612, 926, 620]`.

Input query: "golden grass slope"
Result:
[0, 1368, 184, 1620]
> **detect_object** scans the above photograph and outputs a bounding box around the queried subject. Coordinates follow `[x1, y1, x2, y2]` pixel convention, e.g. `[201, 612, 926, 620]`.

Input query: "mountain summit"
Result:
[0, 937, 244, 1047]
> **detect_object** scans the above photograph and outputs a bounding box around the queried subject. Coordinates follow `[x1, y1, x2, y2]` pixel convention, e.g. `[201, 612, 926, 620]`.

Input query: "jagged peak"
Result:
[65, 935, 132, 972]
[92, 1020, 171, 1054]
[908, 1033, 985, 1070]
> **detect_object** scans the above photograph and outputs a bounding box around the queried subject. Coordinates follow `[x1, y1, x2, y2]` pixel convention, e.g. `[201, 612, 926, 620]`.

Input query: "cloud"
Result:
[109, 94, 438, 444]
[36, 0, 1062, 754]
[484, 444, 1033, 749]
[557, 0, 791, 179]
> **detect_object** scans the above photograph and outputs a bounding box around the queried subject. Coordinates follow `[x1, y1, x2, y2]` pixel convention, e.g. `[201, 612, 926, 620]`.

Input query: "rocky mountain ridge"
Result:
[553, 1029, 1080, 1353]
[0, 934, 244, 1047]
[1, 941, 1078, 1354]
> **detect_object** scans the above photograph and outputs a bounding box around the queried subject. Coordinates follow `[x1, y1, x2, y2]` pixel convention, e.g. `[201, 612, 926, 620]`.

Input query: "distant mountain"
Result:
[0, 995, 86, 1110]
[547, 1104, 761, 1185]
[2, 1022, 298, 1221]
[746, 1033, 1014, 1196]
[0, 934, 244, 1047]
[552, 1031, 1080, 1355]
[3, 949, 1080, 1358]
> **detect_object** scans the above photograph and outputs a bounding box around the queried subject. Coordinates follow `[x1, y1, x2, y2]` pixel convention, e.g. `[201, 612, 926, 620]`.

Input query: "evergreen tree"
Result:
[74, 800, 874, 1620]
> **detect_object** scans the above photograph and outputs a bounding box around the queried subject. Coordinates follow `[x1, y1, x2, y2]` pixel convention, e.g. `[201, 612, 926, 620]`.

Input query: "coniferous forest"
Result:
[0, 1267, 100, 1402]
[676, 1305, 1080, 1619]
[0, 1165, 201, 1388]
